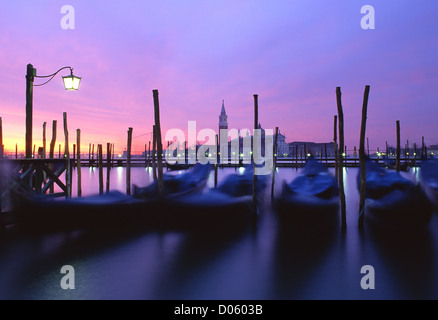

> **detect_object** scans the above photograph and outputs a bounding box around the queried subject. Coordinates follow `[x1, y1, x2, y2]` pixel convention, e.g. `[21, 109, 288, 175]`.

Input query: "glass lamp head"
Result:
[62, 72, 81, 90]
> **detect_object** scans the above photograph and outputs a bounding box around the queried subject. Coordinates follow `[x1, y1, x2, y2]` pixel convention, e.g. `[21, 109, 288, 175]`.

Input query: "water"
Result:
[1, 166, 437, 300]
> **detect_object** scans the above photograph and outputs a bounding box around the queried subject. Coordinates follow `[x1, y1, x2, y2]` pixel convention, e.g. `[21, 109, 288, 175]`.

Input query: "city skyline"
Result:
[0, 1, 437, 155]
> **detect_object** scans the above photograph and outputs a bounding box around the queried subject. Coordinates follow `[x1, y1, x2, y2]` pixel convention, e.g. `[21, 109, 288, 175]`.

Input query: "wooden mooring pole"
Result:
[253, 94, 259, 213]
[98, 144, 103, 195]
[63, 112, 71, 197]
[148, 141, 151, 167]
[214, 134, 219, 187]
[359, 85, 370, 229]
[144, 143, 148, 168]
[49, 120, 57, 193]
[25, 64, 35, 159]
[42, 122, 46, 159]
[152, 125, 157, 181]
[88, 143, 91, 164]
[386, 141, 389, 168]
[91, 144, 95, 165]
[106, 142, 112, 192]
[153, 90, 164, 196]
[271, 127, 279, 199]
[422, 136, 425, 159]
[184, 141, 188, 165]
[336, 87, 346, 230]
[396, 120, 401, 173]
[413, 143, 417, 167]
[77, 129, 82, 197]
[334, 115, 338, 178]
[126, 128, 133, 195]
[367, 137, 370, 156]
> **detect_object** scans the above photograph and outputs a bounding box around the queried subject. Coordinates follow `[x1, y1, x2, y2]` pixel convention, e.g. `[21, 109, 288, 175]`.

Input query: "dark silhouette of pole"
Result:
[271, 127, 279, 199]
[421, 136, 425, 159]
[77, 129, 82, 197]
[63, 112, 71, 197]
[386, 141, 389, 168]
[145, 143, 148, 167]
[367, 137, 370, 156]
[396, 120, 401, 173]
[334, 115, 338, 177]
[336, 87, 346, 230]
[88, 143, 91, 165]
[98, 144, 103, 195]
[153, 90, 164, 196]
[253, 94, 258, 213]
[126, 128, 133, 195]
[413, 143, 417, 167]
[148, 141, 151, 167]
[25, 64, 35, 159]
[359, 85, 370, 229]
[49, 120, 57, 193]
[42, 122, 46, 159]
[106, 142, 111, 192]
[152, 125, 157, 181]
[214, 134, 219, 187]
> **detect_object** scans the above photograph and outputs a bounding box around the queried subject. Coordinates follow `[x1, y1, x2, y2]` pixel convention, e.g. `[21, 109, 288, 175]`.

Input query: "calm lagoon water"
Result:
[0, 166, 437, 300]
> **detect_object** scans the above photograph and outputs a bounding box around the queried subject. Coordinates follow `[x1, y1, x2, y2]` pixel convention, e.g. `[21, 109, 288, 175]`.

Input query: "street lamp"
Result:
[62, 70, 82, 91]
[25, 63, 81, 158]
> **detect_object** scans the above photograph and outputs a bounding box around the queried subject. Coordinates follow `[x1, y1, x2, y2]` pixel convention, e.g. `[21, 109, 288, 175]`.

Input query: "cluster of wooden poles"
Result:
[71, 92, 266, 213]
[74, 90, 166, 198]
[333, 85, 429, 230]
[0, 87, 430, 228]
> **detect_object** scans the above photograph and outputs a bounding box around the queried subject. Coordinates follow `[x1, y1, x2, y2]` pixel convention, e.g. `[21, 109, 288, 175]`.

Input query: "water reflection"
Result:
[0, 166, 437, 299]
[270, 221, 340, 299]
[364, 219, 437, 299]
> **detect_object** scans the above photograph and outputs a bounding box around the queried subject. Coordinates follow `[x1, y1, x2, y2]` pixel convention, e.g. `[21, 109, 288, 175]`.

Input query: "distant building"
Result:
[216, 102, 338, 158]
[386, 144, 432, 158]
[288, 142, 336, 158]
[165, 102, 337, 162]
[276, 131, 288, 157]
[217, 101, 288, 157]
[428, 145, 438, 157]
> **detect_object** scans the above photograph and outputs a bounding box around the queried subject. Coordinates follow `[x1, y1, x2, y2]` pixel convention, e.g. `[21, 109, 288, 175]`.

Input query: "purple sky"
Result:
[0, 1, 437, 154]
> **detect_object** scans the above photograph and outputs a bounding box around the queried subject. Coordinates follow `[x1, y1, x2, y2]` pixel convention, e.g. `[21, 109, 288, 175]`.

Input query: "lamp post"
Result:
[25, 63, 81, 158]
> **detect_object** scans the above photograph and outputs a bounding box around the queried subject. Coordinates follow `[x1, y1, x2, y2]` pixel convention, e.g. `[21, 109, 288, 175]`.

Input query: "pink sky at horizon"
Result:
[0, 1, 437, 155]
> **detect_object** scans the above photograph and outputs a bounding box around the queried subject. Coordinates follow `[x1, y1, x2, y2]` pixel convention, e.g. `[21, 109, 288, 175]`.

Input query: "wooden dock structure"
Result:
[0, 154, 428, 169]
[72, 154, 429, 169]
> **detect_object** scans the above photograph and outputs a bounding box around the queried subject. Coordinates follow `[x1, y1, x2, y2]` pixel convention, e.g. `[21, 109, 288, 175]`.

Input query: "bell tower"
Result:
[219, 100, 228, 132]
